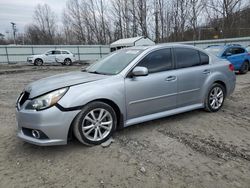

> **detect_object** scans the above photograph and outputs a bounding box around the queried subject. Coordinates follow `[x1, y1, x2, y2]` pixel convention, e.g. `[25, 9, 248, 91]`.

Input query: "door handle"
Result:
[203, 69, 211, 74]
[165, 76, 176, 81]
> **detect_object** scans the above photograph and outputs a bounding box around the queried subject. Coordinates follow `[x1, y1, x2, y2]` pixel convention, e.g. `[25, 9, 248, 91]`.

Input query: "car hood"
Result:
[25, 71, 109, 98]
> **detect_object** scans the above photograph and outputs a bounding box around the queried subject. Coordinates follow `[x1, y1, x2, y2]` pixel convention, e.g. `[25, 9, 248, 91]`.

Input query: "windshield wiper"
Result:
[87, 70, 114, 75]
[87, 71, 103, 74]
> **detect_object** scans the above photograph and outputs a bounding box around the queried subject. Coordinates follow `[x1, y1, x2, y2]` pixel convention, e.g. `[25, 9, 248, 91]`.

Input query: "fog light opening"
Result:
[31, 130, 40, 139]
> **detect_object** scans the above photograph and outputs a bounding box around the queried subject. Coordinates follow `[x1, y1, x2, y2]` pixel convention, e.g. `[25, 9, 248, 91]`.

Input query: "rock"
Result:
[139, 166, 146, 173]
[101, 137, 114, 148]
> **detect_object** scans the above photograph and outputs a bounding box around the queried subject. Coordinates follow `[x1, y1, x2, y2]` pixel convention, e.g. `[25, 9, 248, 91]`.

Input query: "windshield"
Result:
[87, 49, 143, 75]
[205, 46, 224, 56]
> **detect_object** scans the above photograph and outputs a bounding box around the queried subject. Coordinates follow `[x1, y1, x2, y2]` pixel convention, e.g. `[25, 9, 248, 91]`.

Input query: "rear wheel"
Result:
[64, 58, 72, 66]
[73, 101, 117, 145]
[34, 58, 43, 66]
[204, 83, 225, 112]
[239, 61, 249, 74]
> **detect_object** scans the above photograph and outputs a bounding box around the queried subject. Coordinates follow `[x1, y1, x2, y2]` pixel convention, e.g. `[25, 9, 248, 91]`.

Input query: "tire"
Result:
[34, 58, 43, 66]
[64, 58, 72, 66]
[204, 83, 226, 112]
[73, 101, 117, 145]
[239, 61, 249, 74]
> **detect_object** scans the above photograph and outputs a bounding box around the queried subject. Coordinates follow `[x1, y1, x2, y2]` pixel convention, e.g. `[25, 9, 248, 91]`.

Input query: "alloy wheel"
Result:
[209, 87, 224, 110]
[81, 108, 113, 141]
[64, 59, 71, 66]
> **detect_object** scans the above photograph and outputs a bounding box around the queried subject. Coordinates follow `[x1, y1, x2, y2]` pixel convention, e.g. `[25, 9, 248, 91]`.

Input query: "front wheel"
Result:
[73, 102, 117, 145]
[204, 83, 226, 112]
[34, 58, 43, 66]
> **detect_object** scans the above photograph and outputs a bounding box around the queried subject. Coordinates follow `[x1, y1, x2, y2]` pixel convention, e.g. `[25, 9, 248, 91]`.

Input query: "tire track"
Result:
[158, 129, 250, 161]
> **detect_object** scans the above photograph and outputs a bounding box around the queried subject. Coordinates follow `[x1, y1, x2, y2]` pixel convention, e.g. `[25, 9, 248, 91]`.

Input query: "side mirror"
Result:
[225, 52, 232, 57]
[132, 66, 148, 77]
[45, 53, 48, 56]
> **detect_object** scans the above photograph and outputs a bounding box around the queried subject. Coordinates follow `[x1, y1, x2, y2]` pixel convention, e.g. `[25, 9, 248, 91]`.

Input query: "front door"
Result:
[125, 48, 177, 120]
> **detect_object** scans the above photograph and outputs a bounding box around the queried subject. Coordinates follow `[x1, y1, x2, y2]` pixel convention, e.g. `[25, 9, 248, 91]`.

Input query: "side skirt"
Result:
[125, 103, 204, 127]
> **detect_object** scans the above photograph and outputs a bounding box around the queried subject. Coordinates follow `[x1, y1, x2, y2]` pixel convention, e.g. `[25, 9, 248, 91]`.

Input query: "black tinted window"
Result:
[175, 48, 200, 68]
[200, 51, 209, 65]
[234, 48, 245, 54]
[53, 50, 61, 54]
[224, 47, 245, 55]
[137, 48, 173, 73]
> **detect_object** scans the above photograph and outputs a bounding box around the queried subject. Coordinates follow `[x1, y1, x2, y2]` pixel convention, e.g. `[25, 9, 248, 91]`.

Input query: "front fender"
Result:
[58, 75, 126, 118]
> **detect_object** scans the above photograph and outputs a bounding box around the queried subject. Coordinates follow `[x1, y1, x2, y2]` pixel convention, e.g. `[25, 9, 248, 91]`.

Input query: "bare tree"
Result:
[205, 0, 243, 37]
[189, 0, 204, 40]
[33, 4, 57, 44]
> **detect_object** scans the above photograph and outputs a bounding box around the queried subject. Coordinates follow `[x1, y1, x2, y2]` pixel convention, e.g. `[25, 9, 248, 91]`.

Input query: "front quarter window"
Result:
[87, 49, 143, 75]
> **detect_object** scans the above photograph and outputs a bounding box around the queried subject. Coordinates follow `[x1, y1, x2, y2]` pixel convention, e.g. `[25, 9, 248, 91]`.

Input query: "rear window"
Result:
[199, 51, 209, 65]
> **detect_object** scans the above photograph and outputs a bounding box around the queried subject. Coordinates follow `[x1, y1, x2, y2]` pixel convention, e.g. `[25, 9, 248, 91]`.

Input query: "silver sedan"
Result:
[16, 44, 236, 146]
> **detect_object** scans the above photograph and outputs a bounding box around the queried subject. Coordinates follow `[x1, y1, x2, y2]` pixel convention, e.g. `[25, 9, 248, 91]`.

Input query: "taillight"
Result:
[229, 64, 234, 71]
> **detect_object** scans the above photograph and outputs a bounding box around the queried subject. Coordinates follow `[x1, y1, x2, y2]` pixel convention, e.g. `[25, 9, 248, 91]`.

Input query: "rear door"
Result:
[174, 47, 210, 107]
[125, 48, 177, 120]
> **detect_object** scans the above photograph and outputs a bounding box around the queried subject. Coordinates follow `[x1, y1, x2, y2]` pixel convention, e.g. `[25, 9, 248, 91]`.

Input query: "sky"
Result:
[0, 0, 67, 36]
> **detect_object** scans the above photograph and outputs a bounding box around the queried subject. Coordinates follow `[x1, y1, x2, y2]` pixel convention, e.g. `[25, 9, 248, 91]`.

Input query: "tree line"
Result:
[1, 0, 250, 45]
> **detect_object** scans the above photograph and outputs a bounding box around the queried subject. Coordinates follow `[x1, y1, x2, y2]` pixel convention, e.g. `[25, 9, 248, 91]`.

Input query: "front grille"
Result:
[18, 91, 30, 106]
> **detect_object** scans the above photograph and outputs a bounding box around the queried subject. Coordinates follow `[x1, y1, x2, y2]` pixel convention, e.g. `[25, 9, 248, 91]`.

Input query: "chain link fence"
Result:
[0, 45, 110, 63]
[1, 37, 250, 64]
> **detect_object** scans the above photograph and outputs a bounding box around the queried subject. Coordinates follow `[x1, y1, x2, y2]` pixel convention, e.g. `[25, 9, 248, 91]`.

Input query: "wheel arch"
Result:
[67, 98, 124, 141]
[64, 57, 72, 61]
[213, 80, 227, 96]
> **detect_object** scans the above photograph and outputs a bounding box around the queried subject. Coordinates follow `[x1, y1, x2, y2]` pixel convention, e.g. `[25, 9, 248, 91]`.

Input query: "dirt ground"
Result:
[0, 64, 250, 188]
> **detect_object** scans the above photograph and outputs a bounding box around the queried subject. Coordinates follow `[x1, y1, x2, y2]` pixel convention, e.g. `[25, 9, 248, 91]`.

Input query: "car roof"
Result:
[46, 49, 70, 51]
[128, 43, 201, 51]
[207, 44, 243, 48]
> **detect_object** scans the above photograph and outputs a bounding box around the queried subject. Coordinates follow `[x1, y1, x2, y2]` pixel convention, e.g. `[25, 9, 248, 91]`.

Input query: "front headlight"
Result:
[26, 87, 68, 110]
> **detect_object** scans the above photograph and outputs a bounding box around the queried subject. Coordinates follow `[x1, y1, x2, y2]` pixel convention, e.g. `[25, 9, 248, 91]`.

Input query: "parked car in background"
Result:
[16, 44, 236, 146]
[27, 49, 76, 66]
[205, 44, 250, 74]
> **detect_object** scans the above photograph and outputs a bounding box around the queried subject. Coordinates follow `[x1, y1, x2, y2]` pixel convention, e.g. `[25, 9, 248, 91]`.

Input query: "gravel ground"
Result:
[0, 65, 250, 188]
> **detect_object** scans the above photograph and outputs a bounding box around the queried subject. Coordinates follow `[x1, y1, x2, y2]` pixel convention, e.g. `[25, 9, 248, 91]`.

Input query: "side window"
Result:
[175, 48, 200, 68]
[137, 48, 173, 73]
[54, 50, 61, 55]
[62, 51, 69, 54]
[199, 51, 209, 65]
[234, 47, 245, 54]
[224, 47, 245, 55]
